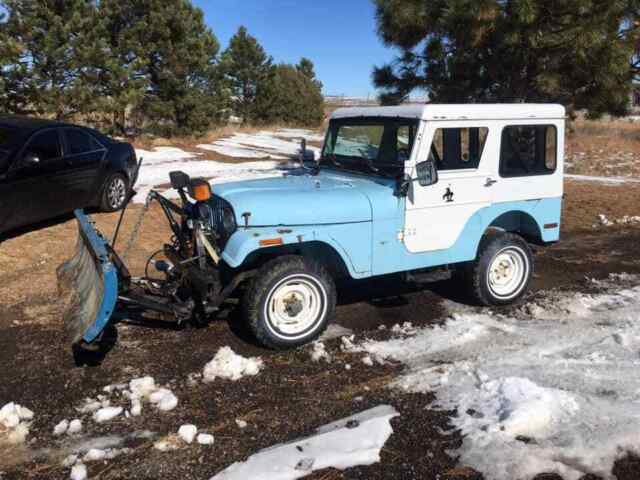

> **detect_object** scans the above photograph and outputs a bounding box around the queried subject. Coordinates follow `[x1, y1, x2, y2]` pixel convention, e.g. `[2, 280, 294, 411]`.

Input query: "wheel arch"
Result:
[485, 210, 544, 245]
[238, 240, 351, 280]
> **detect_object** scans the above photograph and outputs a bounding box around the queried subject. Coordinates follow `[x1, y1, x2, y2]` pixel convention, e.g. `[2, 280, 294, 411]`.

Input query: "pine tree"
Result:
[95, 0, 226, 136]
[372, 0, 640, 117]
[220, 26, 273, 123]
[254, 61, 324, 127]
[1, 0, 97, 119]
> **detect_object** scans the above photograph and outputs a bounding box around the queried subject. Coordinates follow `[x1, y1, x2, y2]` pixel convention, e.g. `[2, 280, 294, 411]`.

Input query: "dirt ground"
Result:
[2, 179, 640, 480]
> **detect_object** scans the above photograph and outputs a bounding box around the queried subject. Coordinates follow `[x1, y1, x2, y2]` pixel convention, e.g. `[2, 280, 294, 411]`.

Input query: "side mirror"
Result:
[299, 138, 317, 170]
[23, 153, 41, 166]
[416, 159, 438, 187]
[169, 171, 190, 189]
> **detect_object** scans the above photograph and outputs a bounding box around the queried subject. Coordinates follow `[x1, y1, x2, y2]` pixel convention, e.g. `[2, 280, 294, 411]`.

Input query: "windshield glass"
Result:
[320, 117, 419, 177]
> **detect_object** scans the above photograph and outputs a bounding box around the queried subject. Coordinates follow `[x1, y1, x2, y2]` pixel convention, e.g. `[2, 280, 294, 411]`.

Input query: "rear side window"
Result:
[500, 125, 557, 177]
[25, 130, 61, 161]
[428, 127, 488, 170]
[65, 129, 104, 155]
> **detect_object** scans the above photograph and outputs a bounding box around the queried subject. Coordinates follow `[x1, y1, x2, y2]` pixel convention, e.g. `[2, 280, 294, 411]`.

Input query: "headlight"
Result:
[222, 205, 236, 234]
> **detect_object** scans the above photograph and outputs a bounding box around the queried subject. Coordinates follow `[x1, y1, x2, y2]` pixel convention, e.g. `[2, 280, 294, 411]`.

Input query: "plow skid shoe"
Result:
[57, 210, 118, 345]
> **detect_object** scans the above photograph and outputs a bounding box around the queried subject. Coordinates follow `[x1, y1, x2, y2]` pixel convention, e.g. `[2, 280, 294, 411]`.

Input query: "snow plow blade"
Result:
[57, 210, 118, 345]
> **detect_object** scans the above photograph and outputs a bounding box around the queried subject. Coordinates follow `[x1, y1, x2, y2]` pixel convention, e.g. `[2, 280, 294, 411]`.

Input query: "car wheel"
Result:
[242, 255, 336, 349]
[101, 174, 129, 212]
[466, 232, 533, 306]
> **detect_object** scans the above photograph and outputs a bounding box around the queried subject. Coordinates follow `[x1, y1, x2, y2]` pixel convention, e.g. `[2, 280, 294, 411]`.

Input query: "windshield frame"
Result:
[319, 116, 420, 179]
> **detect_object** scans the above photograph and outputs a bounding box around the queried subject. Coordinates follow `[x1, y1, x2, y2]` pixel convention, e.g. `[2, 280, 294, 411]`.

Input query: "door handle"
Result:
[485, 177, 497, 187]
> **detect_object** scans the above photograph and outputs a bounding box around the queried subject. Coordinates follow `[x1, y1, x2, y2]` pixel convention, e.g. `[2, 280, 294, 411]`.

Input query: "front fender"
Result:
[221, 223, 373, 278]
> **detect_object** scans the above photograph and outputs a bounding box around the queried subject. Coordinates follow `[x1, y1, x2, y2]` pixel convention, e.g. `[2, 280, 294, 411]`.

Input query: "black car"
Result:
[0, 116, 138, 234]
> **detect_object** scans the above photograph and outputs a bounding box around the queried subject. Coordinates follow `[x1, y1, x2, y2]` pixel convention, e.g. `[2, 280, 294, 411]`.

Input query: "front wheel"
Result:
[100, 173, 129, 212]
[464, 232, 533, 306]
[242, 256, 336, 349]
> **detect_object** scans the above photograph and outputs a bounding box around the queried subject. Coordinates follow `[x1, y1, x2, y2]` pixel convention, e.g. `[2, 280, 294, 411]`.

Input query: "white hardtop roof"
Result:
[331, 103, 565, 121]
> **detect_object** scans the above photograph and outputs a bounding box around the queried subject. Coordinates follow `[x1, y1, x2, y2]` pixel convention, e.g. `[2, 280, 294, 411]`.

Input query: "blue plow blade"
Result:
[57, 209, 119, 345]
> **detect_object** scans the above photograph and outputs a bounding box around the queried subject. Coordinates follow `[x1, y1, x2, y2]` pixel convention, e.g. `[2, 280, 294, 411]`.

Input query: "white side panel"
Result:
[404, 171, 490, 252]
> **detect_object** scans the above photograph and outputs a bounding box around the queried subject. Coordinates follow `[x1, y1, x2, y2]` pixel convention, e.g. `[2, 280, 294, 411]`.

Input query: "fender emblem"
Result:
[443, 187, 454, 203]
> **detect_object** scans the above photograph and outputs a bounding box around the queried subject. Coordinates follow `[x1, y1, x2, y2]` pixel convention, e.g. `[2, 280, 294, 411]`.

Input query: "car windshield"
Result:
[320, 117, 419, 178]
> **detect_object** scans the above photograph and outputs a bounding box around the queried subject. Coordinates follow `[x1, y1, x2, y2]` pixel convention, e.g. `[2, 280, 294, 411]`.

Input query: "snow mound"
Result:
[125, 376, 179, 412]
[178, 424, 197, 444]
[70, 463, 87, 480]
[197, 433, 214, 445]
[210, 405, 399, 480]
[203, 347, 264, 382]
[0, 402, 34, 444]
[310, 342, 331, 363]
[93, 406, 122, 423]
[349, 278, 640, 480]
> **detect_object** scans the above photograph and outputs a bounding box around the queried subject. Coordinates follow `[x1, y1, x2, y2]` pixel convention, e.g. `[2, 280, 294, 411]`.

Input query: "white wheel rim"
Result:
[487, 246, 529, 299]
[108, 177, 126, 209]
[264, 274, 327, 340]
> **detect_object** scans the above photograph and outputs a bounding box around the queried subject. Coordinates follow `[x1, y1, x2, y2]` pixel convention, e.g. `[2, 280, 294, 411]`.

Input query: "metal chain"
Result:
[121, 192, 152, 261]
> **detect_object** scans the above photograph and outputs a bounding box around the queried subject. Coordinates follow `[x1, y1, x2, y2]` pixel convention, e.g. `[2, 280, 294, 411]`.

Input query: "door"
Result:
[8, 128, 69, 227]
[61, 128, 107, 206]
[404, 124, 492, 253]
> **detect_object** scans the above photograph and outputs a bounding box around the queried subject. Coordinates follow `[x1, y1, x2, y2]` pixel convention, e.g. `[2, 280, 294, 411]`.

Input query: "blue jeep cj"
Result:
[59, 104, 564, 350]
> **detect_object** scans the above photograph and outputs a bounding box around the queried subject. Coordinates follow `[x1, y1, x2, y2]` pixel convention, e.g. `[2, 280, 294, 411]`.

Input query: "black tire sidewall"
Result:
[101, 173, 128, 212]
[471, 233, 533, 306]
[244, 256, 336, 349]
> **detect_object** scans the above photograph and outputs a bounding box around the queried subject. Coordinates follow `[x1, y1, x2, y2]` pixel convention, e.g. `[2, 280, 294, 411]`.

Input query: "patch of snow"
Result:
[70, 463, 87, 480]
[178, 424, 198, 444]
[235, 419, 248, 429]
[93, 406, 123, 423]
[362, 356, 374, 367]
[133, 147, 288, 203]
[148, 388, 178, 412]
[67, 419, 83, 435]
[310, 342, 331, 363]
[594, 214, 640, 228]
[210, 405, 399, 480]
[129, 376, 157, 398]
[83, 448, 107, 462]
[0, 402, 34, 444]
[54, 419, 69, 436]
[76, 398, 102, 414]
[349, 277, 640, 480]
[390, 322, 417, 336]
[319, 324, 353, 341]
[62, 454, 78, 468]
[154, 435, 180, 452]
[203, 347, 264, 382]
[200, 130, 321, 161]
[272, 128, 325, 143]
[197, 433, 215, 445]
[566, 174, 640, 184]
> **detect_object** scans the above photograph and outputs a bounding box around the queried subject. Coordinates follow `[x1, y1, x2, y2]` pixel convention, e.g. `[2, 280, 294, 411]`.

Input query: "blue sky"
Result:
[193, 0, 396, 97]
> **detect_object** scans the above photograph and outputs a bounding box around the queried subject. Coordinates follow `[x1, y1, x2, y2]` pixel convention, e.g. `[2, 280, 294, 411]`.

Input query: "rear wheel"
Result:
[242, 256, 336, 349]
[101, 173, 129, 212]
[464, 232, 533, 306]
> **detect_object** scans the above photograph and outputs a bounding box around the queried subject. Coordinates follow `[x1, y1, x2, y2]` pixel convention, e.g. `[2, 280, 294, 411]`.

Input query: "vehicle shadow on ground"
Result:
[0, 208, 101, 243]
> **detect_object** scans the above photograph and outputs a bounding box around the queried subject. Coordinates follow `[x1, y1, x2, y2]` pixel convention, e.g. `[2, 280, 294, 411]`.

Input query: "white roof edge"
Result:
[331, 104, 566, 121]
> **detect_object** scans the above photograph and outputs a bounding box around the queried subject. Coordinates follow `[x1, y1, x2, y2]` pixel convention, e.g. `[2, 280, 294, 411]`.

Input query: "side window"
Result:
[24, 130, 61, 162]
[64, 129, 102, 155]
[499, 125, 557, 177]
[428, 127, 488, 170]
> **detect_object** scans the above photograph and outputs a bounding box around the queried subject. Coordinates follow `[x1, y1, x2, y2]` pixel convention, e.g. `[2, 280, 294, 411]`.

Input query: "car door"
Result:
[61, 127, 107, 206]
[404, 123, 493, 253]
[9, 128, 70, 226]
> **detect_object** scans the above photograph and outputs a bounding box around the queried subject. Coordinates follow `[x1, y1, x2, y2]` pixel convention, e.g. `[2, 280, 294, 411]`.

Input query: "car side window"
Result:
[64, 129, 103, 155]
[499, 125, 557, 177]
[428, 127, 488, 170]
[24, 130, 61, 162]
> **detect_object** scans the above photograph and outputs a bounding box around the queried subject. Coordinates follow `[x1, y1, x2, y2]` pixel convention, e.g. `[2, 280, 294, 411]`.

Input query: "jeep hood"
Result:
[213, 170, 397, 227]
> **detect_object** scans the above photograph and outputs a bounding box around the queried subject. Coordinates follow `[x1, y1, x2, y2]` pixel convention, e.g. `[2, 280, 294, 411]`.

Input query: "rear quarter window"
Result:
[65, 129, 105, 155]
[499, 125, 557, 177]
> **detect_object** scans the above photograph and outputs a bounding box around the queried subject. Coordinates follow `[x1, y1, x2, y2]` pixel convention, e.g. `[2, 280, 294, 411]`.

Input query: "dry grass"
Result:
[567, 118, 640, 156]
